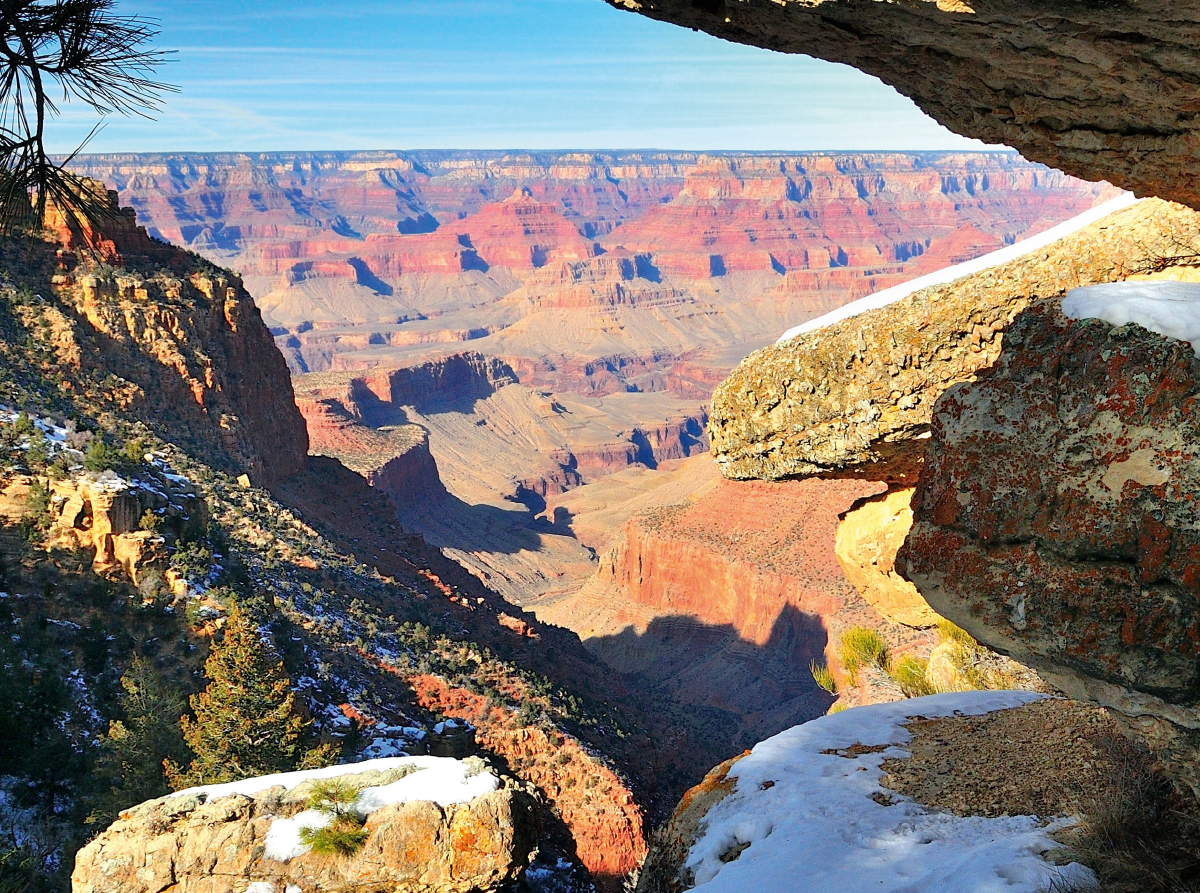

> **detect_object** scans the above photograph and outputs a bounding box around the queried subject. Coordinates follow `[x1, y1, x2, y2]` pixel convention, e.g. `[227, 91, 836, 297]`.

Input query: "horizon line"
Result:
[62, 146, 1021, 159]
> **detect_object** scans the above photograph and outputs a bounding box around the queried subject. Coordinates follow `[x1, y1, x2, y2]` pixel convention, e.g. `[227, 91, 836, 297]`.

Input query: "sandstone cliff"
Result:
[605, 0, 1200, 211]
[17, 187, 309, 486]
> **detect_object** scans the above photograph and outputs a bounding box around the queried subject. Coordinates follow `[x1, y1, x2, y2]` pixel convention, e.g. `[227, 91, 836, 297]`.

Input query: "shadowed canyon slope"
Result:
[605, 0, 1200, 212]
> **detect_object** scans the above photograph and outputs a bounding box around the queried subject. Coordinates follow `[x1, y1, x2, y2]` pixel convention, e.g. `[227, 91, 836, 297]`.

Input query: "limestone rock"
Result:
[896, 299, 1200, 793]
[605, 0, 1200, 211]
[709, 198, 1200, 482]
[72, 767, 539, 893]
[48, 474, 200, 582]
[834, 488, 937, 628]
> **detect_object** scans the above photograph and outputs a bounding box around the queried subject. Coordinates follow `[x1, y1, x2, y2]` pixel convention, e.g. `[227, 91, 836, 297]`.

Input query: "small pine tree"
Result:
[89, 658, 188, 825]
[84, 438, 119, 472]
[168, 608, 311, 787]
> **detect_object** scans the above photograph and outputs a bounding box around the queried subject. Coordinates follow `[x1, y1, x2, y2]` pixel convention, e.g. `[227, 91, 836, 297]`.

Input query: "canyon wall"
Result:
[604, 0, 1200, 211]
[25, 188, 308, 485]
[539, 475, 936, 745]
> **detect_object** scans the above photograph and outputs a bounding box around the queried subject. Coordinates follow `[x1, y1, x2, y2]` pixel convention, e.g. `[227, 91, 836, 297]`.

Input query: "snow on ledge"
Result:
[1063, 280, 1200, 356]
[777, 192, 1141, 344]
[174, 756, 499, 863]
[685, 691, 1096, 893]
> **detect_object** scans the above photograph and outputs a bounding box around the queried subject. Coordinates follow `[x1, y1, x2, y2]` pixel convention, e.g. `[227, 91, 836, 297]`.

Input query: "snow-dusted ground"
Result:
[778, 193, 1140, 343]
[685, 692, 1095, 893]
[1064, 280, 1200, 355]
[175, 756, 499, 862]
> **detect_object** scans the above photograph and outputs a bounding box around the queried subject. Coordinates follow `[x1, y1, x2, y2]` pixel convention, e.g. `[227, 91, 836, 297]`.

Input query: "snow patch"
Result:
[779, 193, 1140, 342]
[1063, 280, 1200, 356]
[685, 691, 1096, 893]
[175, 757, 499, 864]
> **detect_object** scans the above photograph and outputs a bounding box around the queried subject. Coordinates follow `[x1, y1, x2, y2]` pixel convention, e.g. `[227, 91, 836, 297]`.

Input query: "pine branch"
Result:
[0, 0, 174, 235]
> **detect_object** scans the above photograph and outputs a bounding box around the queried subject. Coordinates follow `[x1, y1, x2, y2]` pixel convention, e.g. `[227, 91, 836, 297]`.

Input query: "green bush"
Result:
[12, 412, 34, 436]
[936, 619, 975, 647]
[890, 656, 935, 698]
[809, 660, 839, 695]
[84, 438, 120, 472]
[837, 627, 891, 680]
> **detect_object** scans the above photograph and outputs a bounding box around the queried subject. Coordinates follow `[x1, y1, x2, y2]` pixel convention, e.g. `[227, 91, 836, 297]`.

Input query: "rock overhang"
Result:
[604, 0, 1200, 209]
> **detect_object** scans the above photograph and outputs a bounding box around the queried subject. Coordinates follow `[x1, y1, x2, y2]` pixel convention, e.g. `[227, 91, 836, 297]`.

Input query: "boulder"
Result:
[897, 300, 1200, 793]
[708, 199, 1200, 483]
[605, 0, 1200, 212]
[834, 488, 938, 627]
[72, 760, 540, 893]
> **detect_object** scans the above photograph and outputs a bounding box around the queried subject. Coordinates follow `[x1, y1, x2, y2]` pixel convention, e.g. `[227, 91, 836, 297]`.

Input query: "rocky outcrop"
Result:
[709, 199, 1200, 482]
[72, 763, 539, 893]
[605, 0, 1200, 211]
[834, 488, 937, 628]
[34, 189, 310, 486]
[896, 299, 1200, 793]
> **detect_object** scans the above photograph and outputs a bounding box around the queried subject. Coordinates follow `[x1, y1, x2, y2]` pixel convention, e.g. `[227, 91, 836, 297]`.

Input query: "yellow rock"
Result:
[834, 488, 939, 628]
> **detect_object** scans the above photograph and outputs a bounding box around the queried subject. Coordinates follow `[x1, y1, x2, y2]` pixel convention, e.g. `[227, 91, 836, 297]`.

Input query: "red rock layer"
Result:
[411, 675, 647, 891]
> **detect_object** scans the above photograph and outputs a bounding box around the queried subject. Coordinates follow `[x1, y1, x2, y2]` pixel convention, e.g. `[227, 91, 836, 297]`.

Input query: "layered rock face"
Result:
[73, 764, 539, 893]
[604, 0, 1200, 211]
[710, 199, 1200, 482]
[69, 151, 1108, 378]
[32, 189, 309, 486]
[896, 301, 1200, 787]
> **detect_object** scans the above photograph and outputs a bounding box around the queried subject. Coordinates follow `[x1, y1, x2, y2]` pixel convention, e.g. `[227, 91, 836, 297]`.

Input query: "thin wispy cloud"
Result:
[46, 0, 990, 154]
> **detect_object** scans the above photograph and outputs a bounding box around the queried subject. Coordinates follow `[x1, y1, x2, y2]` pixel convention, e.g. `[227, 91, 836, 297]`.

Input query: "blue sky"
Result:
[52, 0, 990, 153]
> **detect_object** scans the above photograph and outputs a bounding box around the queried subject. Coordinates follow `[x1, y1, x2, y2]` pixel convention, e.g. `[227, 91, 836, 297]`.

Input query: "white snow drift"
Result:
[778, 192, 1140, 343]
[684, 691, 1095, 893]
[1063, 280, 1200, 355]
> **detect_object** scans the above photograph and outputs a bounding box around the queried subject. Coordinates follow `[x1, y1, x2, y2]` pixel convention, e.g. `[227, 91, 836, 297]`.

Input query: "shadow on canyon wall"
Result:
[587, 603, 836, 749]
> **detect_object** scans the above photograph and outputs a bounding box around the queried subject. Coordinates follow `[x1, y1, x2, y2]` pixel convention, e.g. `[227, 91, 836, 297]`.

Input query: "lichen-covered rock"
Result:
[834, 488, 937, 627]
[605, 0, 1200, 211]
[709, 199, 1200, 482]
[896, 300, 1200, 792]
[72, 763, 540, 893]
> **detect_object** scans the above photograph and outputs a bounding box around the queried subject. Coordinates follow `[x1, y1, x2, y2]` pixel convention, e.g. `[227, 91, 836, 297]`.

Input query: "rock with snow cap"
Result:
[636, 692, 1095, 893]
[71, 756, 539, 893]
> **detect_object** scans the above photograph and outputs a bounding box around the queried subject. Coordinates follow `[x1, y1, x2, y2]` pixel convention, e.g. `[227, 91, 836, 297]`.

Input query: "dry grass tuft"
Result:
[1051, 735, 1200, 893]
